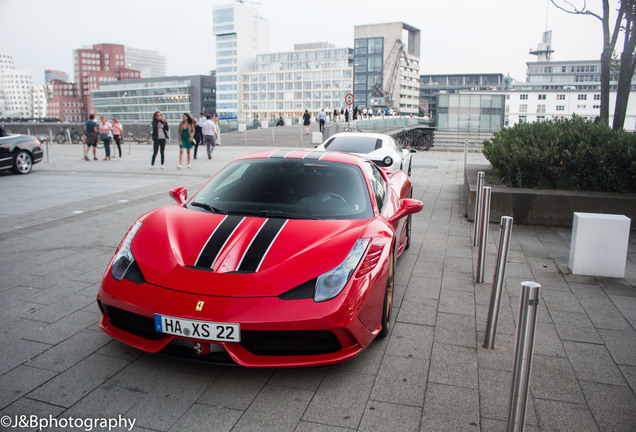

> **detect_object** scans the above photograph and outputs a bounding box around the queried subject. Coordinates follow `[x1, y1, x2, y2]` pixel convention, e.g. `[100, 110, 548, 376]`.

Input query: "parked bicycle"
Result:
[394, 128, 433, 151]
[55, 127, 82, 144]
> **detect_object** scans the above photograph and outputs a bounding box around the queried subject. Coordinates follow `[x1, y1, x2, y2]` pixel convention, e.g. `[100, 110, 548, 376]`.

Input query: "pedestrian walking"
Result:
[177, 113, 195, 169]
[83, 113, 98, 161]
[303, 109, 311, 135]
[151, 111, 169, 169]
[213, 113, 221, 145]
[318, 108, 327, 132]
[194, 112, 205, 159]
[112, 118, 123, 159]
[99, 116, 113, 160]
[333, 108, 338, 122]
[201, 114, 218, 159]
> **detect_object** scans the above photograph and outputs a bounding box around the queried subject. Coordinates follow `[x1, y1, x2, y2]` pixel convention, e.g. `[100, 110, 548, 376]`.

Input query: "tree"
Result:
[551, 1, 635, 129]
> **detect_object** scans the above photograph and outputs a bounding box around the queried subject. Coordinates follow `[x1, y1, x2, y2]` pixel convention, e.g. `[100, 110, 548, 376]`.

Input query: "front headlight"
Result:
[314, 238, 370, 302]
[111, 221, 143, 281]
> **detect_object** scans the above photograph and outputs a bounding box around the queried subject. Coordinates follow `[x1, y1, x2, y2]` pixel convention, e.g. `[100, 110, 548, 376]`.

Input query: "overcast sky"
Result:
[0, 0, 616, 86]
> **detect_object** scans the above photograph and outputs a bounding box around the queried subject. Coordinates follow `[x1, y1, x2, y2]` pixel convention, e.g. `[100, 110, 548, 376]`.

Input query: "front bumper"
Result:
[97, 276, 380, 368]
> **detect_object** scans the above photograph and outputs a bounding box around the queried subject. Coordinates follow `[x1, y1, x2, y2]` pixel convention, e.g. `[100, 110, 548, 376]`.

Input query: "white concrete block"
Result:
[260, 121, 268, 129]
[238, 124, 246, 133]
[569, 212, 631, 278]
[312, 132, 323, 144]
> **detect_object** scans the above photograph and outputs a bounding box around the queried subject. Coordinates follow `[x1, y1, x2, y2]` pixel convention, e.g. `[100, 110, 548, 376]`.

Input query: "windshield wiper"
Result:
[190, 201, 224, 213]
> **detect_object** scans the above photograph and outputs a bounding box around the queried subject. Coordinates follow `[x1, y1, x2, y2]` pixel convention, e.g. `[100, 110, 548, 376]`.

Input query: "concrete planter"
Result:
[464, 164, 636, 227]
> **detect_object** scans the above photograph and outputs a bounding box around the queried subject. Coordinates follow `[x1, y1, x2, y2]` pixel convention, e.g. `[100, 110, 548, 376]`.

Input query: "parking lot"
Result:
[0, 126, 634, 431]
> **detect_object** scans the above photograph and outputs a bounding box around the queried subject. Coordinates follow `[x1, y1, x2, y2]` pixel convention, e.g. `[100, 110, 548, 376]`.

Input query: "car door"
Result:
[0, 137, 15, 171]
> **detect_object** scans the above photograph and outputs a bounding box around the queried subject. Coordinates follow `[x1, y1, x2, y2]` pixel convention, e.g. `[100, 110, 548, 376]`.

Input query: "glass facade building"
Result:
[91, 75, 216, 123]
[436, 93, 506, 131]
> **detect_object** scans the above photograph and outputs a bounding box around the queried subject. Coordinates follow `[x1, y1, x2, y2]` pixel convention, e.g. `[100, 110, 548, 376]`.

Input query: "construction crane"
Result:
[370, 39, 409, 109]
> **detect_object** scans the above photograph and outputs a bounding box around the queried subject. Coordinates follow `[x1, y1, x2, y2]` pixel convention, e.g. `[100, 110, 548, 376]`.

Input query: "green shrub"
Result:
[482, 116, 636, 192]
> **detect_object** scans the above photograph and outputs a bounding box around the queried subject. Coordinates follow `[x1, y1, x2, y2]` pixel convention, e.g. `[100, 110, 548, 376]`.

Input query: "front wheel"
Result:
[377, 250, 395, 339]
[71, 132, 81, 144]
[55, 132, 66, 144]
[12, 150, 32, 174]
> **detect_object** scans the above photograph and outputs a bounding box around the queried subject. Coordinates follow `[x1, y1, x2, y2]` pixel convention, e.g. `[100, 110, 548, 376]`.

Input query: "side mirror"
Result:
[169, 186, 188, 205]
[388, 198, 423, 224]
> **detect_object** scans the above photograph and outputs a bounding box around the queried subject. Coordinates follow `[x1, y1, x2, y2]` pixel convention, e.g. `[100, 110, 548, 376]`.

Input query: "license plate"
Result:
[154, 314, 240, 342]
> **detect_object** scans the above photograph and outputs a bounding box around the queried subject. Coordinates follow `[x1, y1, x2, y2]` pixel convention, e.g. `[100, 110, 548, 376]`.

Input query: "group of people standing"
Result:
[151, 111, 220, 170]
[83, 115, 123, 161]
[82, 111, 221, 169]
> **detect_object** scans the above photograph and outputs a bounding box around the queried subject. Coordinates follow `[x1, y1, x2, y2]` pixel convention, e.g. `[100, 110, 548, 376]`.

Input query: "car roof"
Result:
[328, 132, 393, 141]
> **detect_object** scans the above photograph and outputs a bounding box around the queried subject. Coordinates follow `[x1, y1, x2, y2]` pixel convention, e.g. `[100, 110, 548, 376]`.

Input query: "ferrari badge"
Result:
[195, 301, 204, 311]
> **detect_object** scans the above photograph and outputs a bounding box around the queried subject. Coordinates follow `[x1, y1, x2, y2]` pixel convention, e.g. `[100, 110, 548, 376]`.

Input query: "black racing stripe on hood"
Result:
[237, 218, 287, 272]
[195, 215, 245, 269]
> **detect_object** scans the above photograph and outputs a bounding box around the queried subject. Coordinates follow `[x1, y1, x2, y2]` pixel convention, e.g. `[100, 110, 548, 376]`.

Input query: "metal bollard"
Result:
[506, 282, 541, 432]
[472, 171, 485, 246]
[483, 216, 514, 349]
[272, 127, 275, 146]
[243, 128, 247, 146]
[463, 139, 468, 170]
[476, 186, 491, 283]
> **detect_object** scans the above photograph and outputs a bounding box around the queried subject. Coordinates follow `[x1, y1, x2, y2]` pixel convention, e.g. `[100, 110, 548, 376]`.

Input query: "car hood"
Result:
[130, 205, 371, 297]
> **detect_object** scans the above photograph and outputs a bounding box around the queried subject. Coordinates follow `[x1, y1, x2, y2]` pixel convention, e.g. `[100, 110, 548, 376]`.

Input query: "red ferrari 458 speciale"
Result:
[97, 149, 422, 367]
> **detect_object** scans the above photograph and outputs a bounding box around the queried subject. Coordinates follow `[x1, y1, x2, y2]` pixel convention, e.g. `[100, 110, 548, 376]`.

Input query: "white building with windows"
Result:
[214, 1, 269, 119]
[0, 46, 34, 119]
[124, 47, 167, 78]
[241, 43, 353, 121]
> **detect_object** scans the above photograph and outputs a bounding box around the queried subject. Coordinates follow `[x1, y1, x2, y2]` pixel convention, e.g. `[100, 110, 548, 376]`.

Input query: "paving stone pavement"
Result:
[0, 124, 634, 431]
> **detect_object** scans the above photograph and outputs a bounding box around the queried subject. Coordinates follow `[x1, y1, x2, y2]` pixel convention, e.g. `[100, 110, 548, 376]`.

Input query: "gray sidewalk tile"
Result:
[0, 365, 57, 410]
[433, 312, 476, 347]
[598, 328, 636, 366]
[197, 368, 272, 411]
[438, 288, 475, 317]
[369, 354, 429, 406]
[28, 328, 111, 372]
[580, 381, 636, 432]
[420, 383, 480, 432]
[610, 294, 636, 328]
[385, 322, 434, 360]
[533, 399, 599, 432]
[62, 383, 148, 419]
[27, 353, 128, 408]
[168, 403, 241, 432]
[294, 421, 355, 432]
[563, 341, 628, 386]
[269, 368, 327, 391]
[532, 322, 566, 357]
[550, 310, 603, 344]
[530, 355, 585, 404]
[358, 401, 421, 432]
[232, 384, 314, 432]
[478, 367, 538, 426]
[428, 343, 478, 389]
[302, 371, 375, 429]
[579, 294, 633, 330]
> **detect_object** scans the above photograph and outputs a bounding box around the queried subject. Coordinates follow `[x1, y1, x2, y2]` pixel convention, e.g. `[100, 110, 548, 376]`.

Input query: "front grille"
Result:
[104, 305, 163, 340]
[241, 330, 341, 356]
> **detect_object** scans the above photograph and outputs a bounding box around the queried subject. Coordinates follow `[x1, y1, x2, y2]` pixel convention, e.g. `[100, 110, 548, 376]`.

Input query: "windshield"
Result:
[323, 136, 382, 154]
[189, 158, 374, 220]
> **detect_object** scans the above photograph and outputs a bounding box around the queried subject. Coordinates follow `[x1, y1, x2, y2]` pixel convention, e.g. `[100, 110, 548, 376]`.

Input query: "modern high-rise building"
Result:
[0, 46, 34, 119]
[241, 43, 353, 120]
[124, 47, 167, 78]
[45, 69, 69, 84]
[213, 1, 269, 119]
[353, 23, 421, 115]
[73, 43, 141, 118]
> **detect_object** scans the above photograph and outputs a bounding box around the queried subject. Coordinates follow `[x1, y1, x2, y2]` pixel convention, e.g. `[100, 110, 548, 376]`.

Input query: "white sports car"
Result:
[316, 132, 416, 175]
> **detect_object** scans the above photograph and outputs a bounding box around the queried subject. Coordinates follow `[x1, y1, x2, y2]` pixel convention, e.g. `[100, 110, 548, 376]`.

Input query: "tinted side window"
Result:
[363, 162, 387, 211]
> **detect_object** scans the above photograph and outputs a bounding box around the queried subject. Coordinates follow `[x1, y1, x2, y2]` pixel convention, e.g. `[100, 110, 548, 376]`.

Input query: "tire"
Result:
[377, 250, 395, 339]
[12, 150, 32, 174]
[71, 132, 81, 144]
[405, 214, 412, 250]
[55, 132, 66, 144]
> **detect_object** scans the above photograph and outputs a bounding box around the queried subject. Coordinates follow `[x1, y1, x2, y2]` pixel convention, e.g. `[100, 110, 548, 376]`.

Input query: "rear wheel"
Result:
[55, 132, 66, 144]
[12, 151, 32, 174]
[377, 250, 395, 339]
[405, 214, 412, 250]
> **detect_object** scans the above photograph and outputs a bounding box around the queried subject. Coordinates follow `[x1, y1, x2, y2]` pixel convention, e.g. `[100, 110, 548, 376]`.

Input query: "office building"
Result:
[214, 1, 269, 119]
[353, 22, 421, 115]
[241, 43, 353, 120]
[73, 43, 141, 118]
[0, 46, 34, 119]
[45, 70, 70, 84]
[47, 80, 82, 122]
[419, 73, 509, 122]
[32, 85, 48, 119]
[124, 47, 167, 78]
[91, 75, 216, 123]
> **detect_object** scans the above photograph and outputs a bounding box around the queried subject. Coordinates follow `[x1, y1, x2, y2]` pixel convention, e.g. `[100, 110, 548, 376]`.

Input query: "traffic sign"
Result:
[345, 93, 354, 105]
